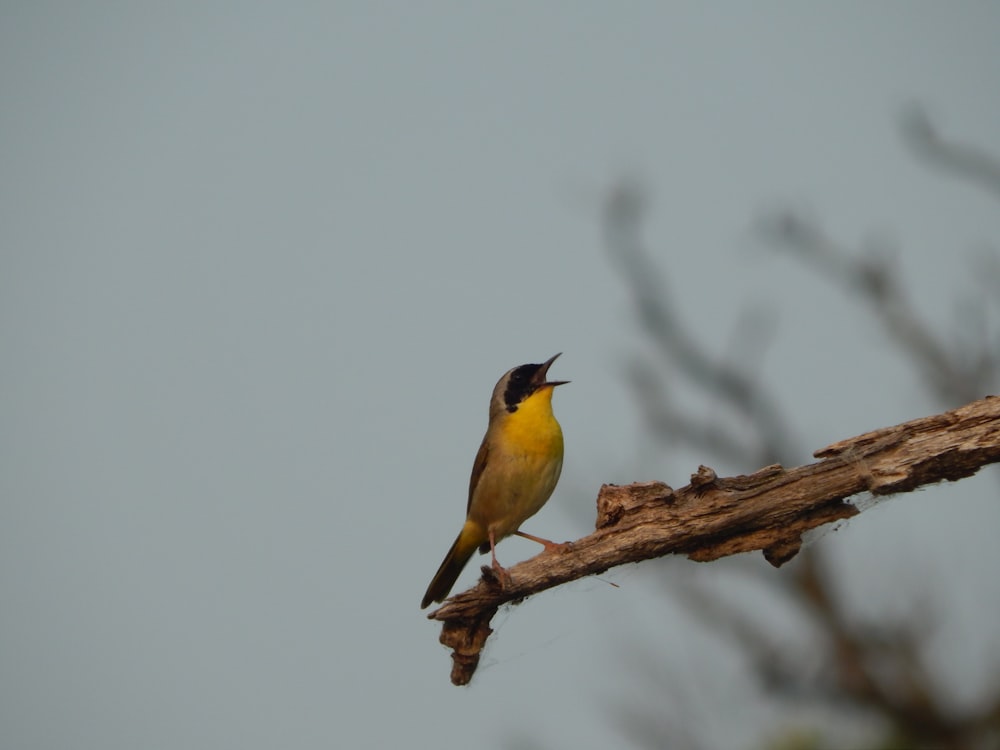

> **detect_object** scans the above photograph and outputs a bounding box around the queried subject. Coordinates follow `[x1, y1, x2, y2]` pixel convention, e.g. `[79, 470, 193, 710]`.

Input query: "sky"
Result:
[3, 3, 1000, 749]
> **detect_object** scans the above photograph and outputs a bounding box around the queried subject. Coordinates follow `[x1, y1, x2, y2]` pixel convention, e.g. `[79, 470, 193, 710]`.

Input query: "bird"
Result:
[421, 353, 568, 609]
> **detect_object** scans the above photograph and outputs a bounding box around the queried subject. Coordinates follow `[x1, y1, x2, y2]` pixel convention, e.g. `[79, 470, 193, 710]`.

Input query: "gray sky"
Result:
[3, 3, 1000, 749]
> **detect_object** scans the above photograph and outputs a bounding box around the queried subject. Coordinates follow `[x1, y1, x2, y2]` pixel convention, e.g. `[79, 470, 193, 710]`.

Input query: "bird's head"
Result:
[490, 353, 569, 416]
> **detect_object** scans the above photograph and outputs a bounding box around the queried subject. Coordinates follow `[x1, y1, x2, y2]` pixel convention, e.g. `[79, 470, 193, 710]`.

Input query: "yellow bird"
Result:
[421, 353, 568, 609]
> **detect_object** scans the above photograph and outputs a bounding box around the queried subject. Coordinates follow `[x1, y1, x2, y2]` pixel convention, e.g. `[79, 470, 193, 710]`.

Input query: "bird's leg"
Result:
[488, 529, 512, 587]
[488, 529, 504, 572]
[515, 529, 569, 553]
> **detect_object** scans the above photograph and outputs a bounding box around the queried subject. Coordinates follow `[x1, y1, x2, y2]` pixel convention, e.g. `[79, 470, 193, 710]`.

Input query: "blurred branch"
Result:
[760, 213, 996, 405]
[780, 553, 1000, 748]
[605, 181, 800, 467]
[626, 358, 759, 466]
[426, 396, 1000, 686]
[901, 106, 1000, 200]
[792, 553, 957, 743]
[670, 576, 812, 697]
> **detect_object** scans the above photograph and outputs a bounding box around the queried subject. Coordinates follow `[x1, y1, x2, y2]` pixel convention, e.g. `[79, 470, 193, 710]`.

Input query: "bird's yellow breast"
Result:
[499, 385, 563, 454]
[468, 385, 564, 540]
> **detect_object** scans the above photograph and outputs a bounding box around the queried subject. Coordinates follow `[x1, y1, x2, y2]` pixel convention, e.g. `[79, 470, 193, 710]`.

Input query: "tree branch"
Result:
[427, 396, 1000, 686]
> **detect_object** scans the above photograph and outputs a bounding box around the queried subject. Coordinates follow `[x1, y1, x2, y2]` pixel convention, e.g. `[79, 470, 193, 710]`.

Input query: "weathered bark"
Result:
[427, 396, 1000, 686]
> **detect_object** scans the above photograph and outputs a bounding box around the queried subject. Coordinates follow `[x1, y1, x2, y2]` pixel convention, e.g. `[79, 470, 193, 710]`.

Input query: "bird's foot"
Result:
[481, 563, 512, 590]
[515, 530, 572, 554]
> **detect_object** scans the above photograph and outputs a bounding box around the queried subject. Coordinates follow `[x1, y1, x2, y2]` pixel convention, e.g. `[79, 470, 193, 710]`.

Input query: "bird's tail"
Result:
[421, 520, 483, 609]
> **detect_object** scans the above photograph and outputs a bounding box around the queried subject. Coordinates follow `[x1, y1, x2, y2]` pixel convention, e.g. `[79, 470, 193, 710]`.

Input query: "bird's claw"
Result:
[481, 563, 512, 590]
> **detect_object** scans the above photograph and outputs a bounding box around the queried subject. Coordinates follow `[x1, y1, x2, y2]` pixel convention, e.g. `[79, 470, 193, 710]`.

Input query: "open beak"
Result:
[534, 352, 570, 388]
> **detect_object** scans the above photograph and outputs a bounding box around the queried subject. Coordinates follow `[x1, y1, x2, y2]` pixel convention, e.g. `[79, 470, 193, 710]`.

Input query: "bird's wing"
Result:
[467, 436, 490, 515]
